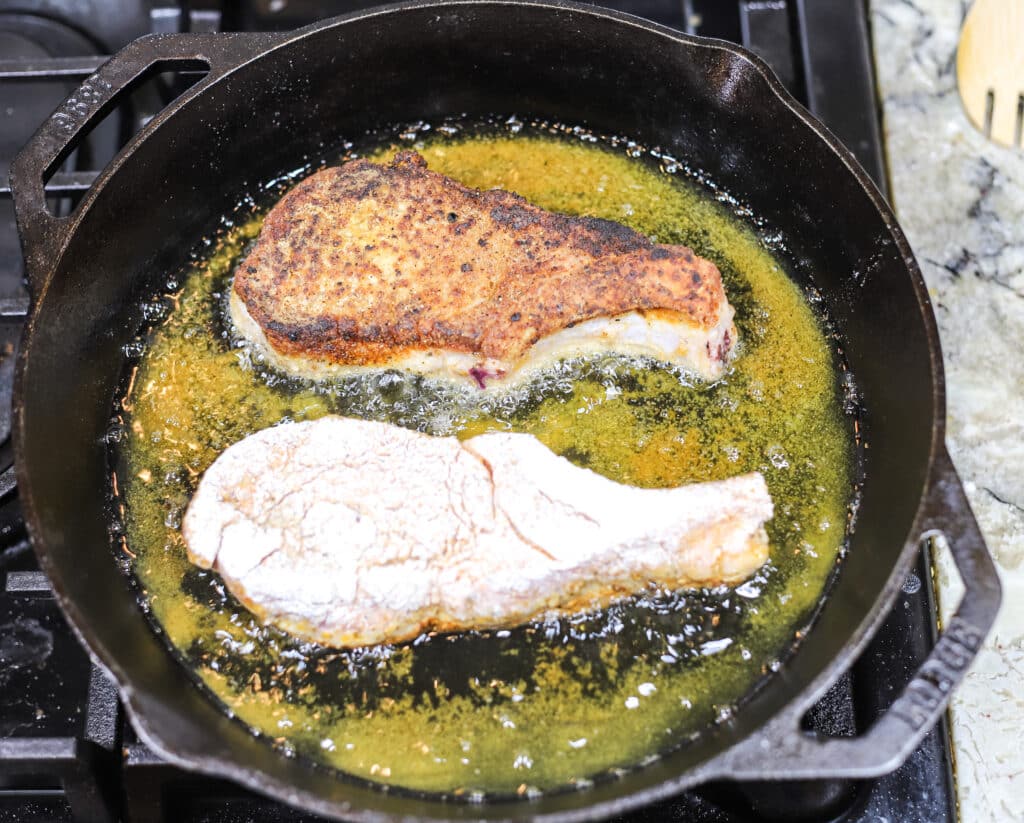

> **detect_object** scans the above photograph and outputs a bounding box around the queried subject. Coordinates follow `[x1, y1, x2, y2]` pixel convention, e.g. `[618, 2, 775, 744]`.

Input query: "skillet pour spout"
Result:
[9, 1, 1000, 820]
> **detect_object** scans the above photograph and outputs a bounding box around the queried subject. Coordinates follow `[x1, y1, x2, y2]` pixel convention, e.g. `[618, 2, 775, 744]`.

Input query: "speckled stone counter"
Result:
[870, 1, 1024, 819]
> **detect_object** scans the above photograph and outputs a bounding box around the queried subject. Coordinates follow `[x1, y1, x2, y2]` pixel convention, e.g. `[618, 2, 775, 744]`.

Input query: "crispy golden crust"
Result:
[233, 152, 730, 369]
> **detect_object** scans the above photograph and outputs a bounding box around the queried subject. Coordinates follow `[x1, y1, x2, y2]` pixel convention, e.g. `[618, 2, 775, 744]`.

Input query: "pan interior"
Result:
[112, 121, 856, 796]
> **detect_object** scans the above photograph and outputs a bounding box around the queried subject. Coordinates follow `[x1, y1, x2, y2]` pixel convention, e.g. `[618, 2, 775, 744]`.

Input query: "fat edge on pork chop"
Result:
[231, 151, 738, 388]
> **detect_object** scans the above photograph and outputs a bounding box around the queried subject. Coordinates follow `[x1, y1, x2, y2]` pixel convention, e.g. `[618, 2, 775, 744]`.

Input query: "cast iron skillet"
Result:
[8, 1, 1002, 820]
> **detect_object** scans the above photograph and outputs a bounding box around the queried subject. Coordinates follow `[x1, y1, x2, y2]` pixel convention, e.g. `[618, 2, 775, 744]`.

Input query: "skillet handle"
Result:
[712, 445, 1001, 780]
[9, 31, 285, 299]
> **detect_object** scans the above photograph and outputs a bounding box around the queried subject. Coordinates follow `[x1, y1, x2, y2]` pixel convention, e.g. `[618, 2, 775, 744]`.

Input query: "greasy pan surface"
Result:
[10, 1, 991, 820]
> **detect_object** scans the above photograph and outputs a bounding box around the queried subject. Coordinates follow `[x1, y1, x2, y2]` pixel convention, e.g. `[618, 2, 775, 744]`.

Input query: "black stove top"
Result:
[0, 2, 956, 821]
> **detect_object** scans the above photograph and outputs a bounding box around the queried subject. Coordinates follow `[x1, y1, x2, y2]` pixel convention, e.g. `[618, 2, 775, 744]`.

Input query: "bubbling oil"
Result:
[117, 126, 854, 795]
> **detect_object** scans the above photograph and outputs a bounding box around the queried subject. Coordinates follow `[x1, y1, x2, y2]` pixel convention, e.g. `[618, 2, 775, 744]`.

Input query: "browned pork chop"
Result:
[231, 152, 737, 388]
[183, 416, 773, 648]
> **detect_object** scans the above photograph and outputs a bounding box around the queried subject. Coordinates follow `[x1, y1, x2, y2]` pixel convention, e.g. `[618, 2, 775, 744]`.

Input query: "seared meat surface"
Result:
[231, 152, 737, 387]
[183, 417, 772, 648]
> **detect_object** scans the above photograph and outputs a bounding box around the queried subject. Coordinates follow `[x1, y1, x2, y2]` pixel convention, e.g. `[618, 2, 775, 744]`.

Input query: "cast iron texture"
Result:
[7, 1, 1001, 820]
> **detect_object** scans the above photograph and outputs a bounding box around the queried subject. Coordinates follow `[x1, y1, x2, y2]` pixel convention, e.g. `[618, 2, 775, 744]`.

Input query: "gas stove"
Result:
[0, 2, 957, 821]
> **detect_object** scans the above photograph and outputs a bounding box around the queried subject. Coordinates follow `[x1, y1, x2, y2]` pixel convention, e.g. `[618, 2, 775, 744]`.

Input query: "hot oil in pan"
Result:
[115, 124, 855, 795]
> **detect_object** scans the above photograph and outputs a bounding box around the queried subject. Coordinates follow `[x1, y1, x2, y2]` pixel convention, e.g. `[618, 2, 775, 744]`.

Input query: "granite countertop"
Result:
[870, 0, 1024, 819]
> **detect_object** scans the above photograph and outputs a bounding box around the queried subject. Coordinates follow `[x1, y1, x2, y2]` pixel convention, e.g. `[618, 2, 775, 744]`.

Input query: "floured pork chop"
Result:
[231, 152, 737, 389]
[183, 416, 772, 648]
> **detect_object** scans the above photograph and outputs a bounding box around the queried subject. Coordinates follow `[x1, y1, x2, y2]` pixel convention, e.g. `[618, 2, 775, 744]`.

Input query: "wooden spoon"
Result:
[957, 0, 1024, 148]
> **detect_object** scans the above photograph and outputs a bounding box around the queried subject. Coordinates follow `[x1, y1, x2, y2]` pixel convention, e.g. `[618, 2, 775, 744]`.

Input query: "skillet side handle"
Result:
[8, 31, 285, 300]
[710, 445, 1001, 781]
